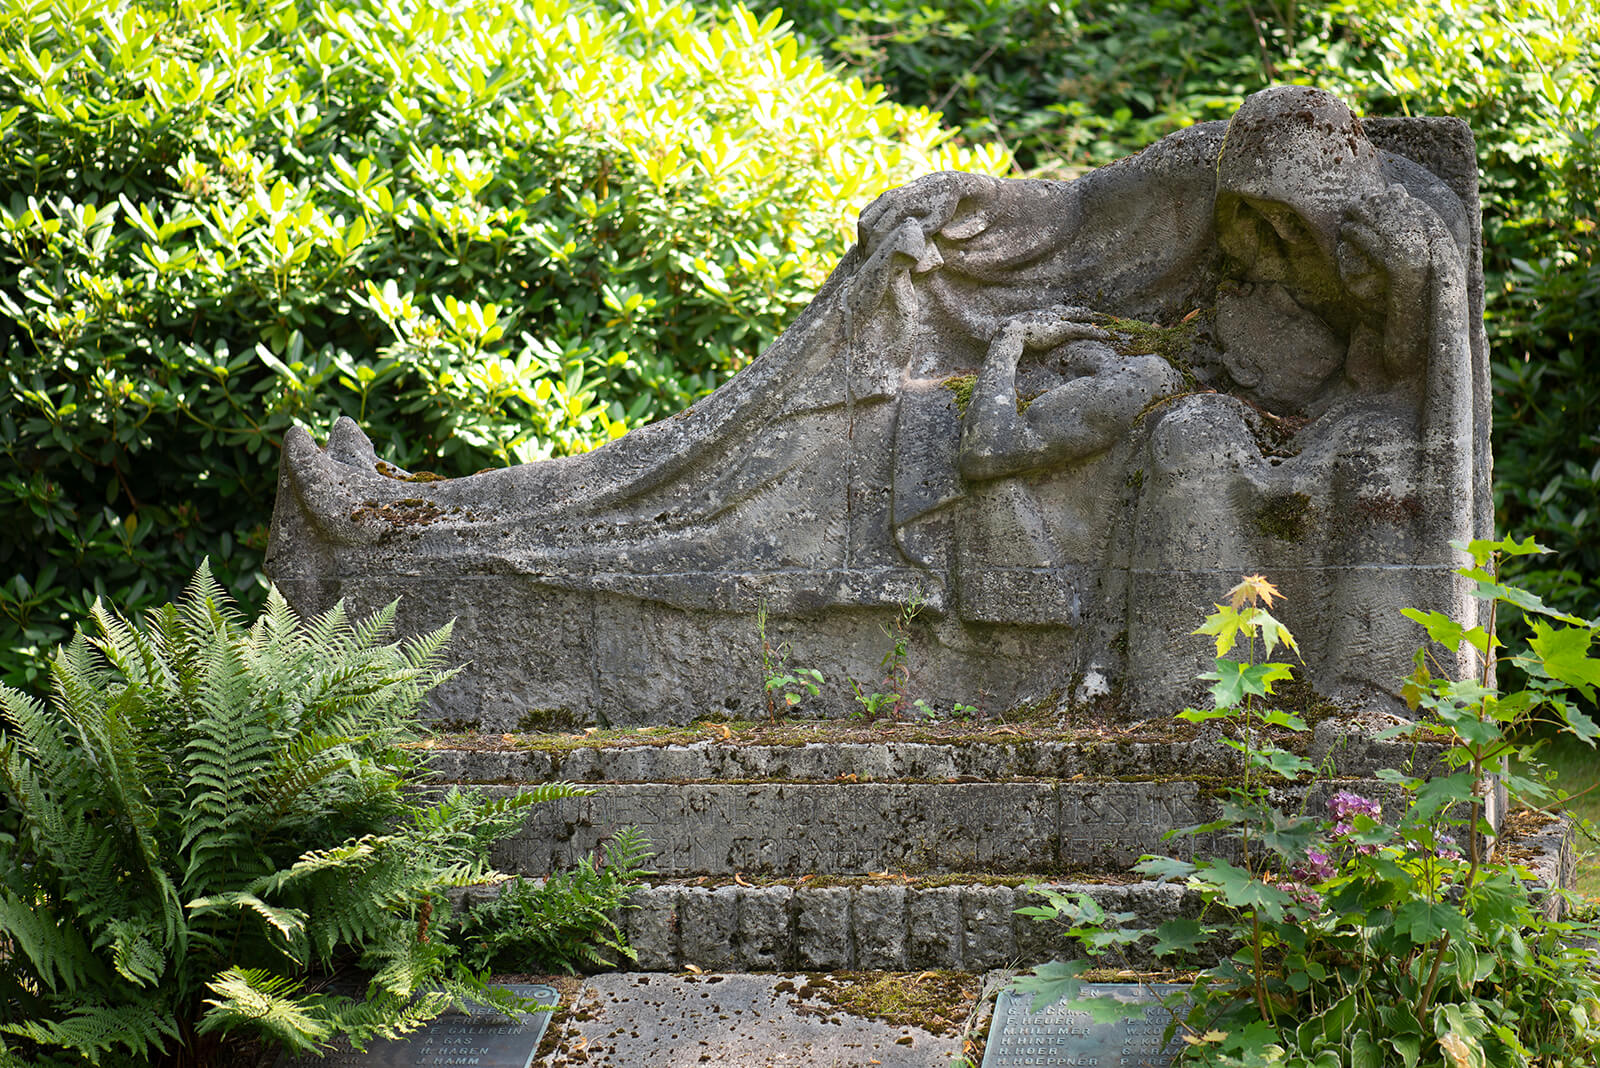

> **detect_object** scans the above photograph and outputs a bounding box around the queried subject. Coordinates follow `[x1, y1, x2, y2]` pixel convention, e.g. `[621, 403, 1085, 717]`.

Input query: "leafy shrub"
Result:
[0, 564, 585, 1066]
[756, 0, 1270, 173]
[457, 828, 654, 975]
[0, 0, 1008, 688]
[1016, 547, 1600, 1066]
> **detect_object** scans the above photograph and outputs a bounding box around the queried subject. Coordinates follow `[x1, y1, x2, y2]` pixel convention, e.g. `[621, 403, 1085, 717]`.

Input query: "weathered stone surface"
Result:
[961, 886, 1017, 970]
[853, 885, 910, 969]
[475, 777, 1433, 878]
[537, 974, 960, 1067]
[428, 732, 1446, 786]
[268, 87, 1491, 729]
[430, 737, 1252, 784]
[592, 880, 1212, 972]
[493, 783, 1061, 876]
[678, 885, 740, 971]
[795, 886, 854, 969]
[906, 886, 966, 969]
[735, 886, 794, 971]
[620, 885, 679, 972]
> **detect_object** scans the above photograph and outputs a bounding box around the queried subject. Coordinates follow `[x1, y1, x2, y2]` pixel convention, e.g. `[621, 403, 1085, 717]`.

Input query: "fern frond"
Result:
[251, 838, 379, 898]
[1, 999, 178, 1064]
[196, 967, 331, 1053]
[348, 600, 400, 653]
[0, 892, 108, 993]
[0, 752, 133, 936]
[185, 893, 308, 955]
[86, 600, 159, 693]
[254, 734, 357, 830]
[399, 620, 455, 674]
[104, 917, 166, 987]
[0, 684, 84, 794]
[301, 602, 352, 663]
[327, 988, 451, 1052]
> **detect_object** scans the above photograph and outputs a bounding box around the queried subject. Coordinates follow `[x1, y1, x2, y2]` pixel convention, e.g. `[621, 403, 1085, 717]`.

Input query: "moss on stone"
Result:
[375, 460, 448, 482]
[516, 706, 586, 733]
[942, 373, 978, 416]
[1252, 491, 1313, 541]
[1107, 309, 1212, 392]
[801, 971, 980, 1037]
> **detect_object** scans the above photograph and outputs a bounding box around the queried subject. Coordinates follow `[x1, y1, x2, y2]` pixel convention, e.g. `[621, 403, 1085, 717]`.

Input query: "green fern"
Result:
[458, 826, 656, 974]
[0, 562, 571, 1066]
[196, 969, 330, 1053]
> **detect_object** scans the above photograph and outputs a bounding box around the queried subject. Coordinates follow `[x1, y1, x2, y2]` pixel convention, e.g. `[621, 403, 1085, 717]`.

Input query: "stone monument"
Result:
[267, 86, 1490, 727]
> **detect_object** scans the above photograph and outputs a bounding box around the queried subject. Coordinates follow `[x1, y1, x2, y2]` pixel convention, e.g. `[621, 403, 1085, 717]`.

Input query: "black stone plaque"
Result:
[279, 984, 558, 1068]
[981, 983, 1185, 1068]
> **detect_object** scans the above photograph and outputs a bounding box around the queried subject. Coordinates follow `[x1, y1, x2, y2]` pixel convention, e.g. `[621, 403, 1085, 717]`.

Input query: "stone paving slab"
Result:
[535, 973, 961, 1067]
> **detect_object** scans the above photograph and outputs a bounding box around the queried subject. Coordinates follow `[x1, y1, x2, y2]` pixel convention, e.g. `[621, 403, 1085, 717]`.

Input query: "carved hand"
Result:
[991, 305, 1110, 356]
[856, 171, 1002, 270]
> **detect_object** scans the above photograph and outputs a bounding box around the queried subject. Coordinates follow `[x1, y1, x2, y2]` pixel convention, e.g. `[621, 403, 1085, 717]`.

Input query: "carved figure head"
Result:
[1213, 86, 1385, 312]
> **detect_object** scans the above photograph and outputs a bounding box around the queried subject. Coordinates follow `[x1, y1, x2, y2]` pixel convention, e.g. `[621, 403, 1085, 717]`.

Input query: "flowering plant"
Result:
[1015, 538, 1600, 1067]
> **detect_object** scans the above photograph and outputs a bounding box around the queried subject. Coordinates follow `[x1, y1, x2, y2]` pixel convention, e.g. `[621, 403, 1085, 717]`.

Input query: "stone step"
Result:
[418, 719, 1440, 785]
[460, 875, 1203, 973]
[464, 811, 1575, 975]
[474, 777, 1407, 877]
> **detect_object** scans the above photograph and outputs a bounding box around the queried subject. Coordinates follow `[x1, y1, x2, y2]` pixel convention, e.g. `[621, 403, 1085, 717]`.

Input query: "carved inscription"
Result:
[982, 985, 1184, 1068]
[511, 784, 1059, 875]
[1058, 784, 1209, 866]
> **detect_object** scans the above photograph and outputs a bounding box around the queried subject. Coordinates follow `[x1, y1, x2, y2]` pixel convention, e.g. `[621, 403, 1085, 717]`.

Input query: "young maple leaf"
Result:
[1229, 574, 1282, 609]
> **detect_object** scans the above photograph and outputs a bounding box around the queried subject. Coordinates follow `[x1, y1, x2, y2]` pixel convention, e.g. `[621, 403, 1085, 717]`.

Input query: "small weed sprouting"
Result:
[850, 591, 925, 721]
[1013, 540, 1600, 1067]
[913, 698, 979, 723]
[758, 600, 825, 720]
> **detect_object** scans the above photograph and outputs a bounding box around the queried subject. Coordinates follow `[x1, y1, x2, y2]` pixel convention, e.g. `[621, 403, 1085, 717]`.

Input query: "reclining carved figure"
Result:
[268, 86, 1491, 727]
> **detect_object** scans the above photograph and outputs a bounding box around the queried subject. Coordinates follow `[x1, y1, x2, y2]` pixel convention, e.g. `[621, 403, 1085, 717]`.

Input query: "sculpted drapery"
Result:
[269, 87, 1490, 725]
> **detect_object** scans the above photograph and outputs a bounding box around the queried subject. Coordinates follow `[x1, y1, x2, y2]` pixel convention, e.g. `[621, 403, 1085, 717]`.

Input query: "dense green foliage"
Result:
[0, 0, 1004, 686]
[457, 829, 654, 975]
[769, 0, 1600, 617]
[0, 566, 579, 1066]
[1016, 553, 1600, 1066]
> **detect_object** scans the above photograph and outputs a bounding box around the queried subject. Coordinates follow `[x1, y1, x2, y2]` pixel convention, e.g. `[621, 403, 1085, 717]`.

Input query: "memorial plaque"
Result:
[982, 983, 1185, 1068]
[279, 984, 557, 1068]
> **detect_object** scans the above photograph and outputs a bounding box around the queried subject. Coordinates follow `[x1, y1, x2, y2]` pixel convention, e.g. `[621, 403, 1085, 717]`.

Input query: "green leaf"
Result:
[1149, 917, 1208, 958]
[1392, 901, 1469, 945]
[1134, 855, 1197, 882]
[1526, 621, 1600, 690]
[1197, 858, 1291, 920]
[1011, 958, 1093, 1014]
[1387, 1034, 1422, 1068]
[1201, 659, 1294, 708]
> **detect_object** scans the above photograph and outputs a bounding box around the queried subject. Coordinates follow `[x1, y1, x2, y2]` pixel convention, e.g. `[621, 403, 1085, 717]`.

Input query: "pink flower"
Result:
[1329, 791, 1382, 821]
[1294, 848, 1335, 882]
